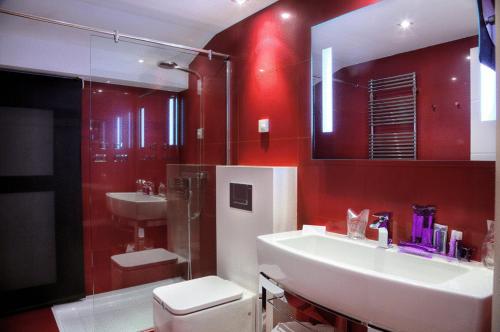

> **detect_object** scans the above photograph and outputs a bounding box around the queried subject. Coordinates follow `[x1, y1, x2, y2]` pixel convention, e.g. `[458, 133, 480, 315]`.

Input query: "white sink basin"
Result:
[106, 192, 166, 221]
[257, 231, 493, 332]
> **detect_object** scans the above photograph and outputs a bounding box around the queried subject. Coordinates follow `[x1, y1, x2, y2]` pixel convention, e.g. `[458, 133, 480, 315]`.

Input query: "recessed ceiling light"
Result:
[281, 12, 291, 20]
[97, 89, 103, 93]
[466, 55, 471, 60]
[231, 0, 247, 4]
[451, 77, 457, 81]
[138, 59, 144, 63]
[399, 19, 412, 30]
[259, 68, 265, 73]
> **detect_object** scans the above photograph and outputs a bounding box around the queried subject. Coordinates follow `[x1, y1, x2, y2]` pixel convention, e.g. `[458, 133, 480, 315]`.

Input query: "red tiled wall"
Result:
[314, 36, 477, 160]
[82, 82, 179, 294]
[191, 0, 494, 260]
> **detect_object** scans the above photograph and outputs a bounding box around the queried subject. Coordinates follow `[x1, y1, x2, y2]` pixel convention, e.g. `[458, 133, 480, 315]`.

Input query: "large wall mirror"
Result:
[311, 0, 496, 161]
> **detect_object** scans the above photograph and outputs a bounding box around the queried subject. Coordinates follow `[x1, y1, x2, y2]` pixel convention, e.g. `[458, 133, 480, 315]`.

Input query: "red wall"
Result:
[195, 0, 494, 260]
[82, 82, 179, 294]
[314, 36, 477, 160]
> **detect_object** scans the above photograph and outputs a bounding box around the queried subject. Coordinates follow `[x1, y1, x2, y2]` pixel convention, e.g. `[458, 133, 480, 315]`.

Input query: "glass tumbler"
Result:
[347, 208, 370, 239]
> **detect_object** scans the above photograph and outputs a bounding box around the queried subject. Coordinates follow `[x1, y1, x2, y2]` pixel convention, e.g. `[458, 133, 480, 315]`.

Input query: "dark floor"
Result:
[0, 307, 59, 332]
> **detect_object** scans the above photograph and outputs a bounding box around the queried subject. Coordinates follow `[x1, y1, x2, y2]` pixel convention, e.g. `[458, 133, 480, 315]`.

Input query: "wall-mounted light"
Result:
[115, 117, 122, 149]
[140, 107, 145, 148]
[322, 47, 333, 133]
[281, 12, 291, 20]
[480, 63, 496, 121]
[168, 97, 178, 146]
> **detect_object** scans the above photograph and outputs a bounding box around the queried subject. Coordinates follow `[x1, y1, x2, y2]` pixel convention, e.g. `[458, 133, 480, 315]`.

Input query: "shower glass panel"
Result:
[85, 34, 227, 332]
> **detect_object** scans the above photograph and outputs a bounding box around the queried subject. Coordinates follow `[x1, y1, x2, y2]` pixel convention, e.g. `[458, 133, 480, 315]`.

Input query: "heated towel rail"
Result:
[368, 72, 417, 159]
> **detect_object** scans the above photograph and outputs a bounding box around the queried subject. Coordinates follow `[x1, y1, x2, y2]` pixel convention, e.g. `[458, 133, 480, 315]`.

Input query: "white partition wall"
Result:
[216, 166, 297, 293]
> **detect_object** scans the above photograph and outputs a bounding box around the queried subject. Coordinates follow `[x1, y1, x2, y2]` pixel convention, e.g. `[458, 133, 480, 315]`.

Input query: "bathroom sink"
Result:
[106, 192, 166, 220]
[257, 231, 493, 332]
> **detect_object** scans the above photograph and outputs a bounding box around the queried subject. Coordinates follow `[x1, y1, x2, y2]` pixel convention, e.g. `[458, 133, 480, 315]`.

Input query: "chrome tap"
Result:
[143, 181, 154, 195]
[369, 212, 392, 248]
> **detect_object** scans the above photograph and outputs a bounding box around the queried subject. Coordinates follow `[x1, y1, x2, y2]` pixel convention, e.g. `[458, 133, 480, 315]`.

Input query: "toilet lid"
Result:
[111, 248, 178, 268]
[153, 276, 244, 315]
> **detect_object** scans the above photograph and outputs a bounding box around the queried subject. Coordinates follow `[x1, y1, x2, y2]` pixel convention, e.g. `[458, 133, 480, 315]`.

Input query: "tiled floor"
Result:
[0, 307, 59, 332]
[52, 277, 183, 332]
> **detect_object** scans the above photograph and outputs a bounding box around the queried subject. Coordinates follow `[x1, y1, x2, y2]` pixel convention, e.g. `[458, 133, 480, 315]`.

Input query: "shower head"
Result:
[158, 61, 201, 80]
[158, 61, 179, 70]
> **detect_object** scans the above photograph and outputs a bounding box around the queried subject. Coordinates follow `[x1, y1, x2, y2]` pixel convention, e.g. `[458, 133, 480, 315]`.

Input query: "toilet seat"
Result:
[153, 276, 244, 315]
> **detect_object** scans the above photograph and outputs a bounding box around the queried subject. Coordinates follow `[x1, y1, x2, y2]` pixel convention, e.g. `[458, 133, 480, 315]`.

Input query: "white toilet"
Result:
[153, 166, 297, 332]
[153, 276, 255, 332]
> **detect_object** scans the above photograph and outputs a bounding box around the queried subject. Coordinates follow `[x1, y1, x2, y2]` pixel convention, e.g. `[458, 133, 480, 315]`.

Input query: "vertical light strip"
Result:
[175, 97, 179, 145]
[480, 63, 496, 121]
[140, 107, 145, 148]
[127, 112, 132, 148]
[180, 98, 184, 146]
[116, 117, 121, 148]
[322, 47, 333, 133]
[169, 98, 175, 145]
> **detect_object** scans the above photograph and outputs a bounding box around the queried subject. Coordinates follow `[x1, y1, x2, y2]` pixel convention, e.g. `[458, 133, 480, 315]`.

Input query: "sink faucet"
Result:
[369, 212, 392, 248]
[136, 179, 154, 195]
[143, 181, 154, 195]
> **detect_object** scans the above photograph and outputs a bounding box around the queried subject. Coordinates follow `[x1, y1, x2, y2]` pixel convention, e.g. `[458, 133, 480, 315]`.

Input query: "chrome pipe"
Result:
[370, 138, 415, 143]
[370, 137, 414, 140]
[369, 96, 415, 105]
[370, 120, 414, 126]
[369, 84, 415, 92]
[370, 143, 415, 147]
[369, 77, 415, 87]
[370, 113, 415, 121]
[0, 7, 230, 59]
[369, 132, 415, 136]
[371, 102, 415, 109]
[370, 108, 415, 115]
[226, 60, 232, 165]
[369, 73, 415, 82]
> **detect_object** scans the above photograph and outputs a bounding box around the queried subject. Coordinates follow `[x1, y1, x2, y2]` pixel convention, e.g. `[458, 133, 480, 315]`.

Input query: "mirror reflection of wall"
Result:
[311, 0, 496, 161]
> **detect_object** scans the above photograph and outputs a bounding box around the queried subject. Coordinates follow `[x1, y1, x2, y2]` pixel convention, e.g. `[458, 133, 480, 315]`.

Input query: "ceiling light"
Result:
[466, 55, 471, 60]
[138, 59, 144, 63]
[106, 80, 111, 83]
[97, 89, 103, 93]
[399, 19, 412, 30]
[451, 77, 457, 81]
[281, 12, 291, 20]
[259, 68, 265, 73]
[231, 0, 247, 5]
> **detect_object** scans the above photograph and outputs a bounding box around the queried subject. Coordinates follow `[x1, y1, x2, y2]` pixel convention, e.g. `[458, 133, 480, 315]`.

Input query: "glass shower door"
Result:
[82, 34, 226, 331]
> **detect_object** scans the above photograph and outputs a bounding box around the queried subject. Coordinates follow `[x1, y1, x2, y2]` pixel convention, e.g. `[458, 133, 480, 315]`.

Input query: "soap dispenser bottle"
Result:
[448, 230, 463, 258]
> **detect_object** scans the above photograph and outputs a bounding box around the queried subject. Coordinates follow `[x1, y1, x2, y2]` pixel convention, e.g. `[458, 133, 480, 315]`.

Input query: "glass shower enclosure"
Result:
[82, 35, 228, 331]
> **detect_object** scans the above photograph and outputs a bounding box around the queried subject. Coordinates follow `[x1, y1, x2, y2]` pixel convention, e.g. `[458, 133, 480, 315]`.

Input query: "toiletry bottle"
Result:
[433, 223, 448, 255]
[421, 206, 435, 247]
[454, 231, 463, 258]
[412, 205, 424, 243]
[448, 230, 463, 258]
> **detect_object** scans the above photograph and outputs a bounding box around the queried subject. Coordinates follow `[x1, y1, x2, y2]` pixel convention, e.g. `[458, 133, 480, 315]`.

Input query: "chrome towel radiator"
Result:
[368, 72, 417, 159]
